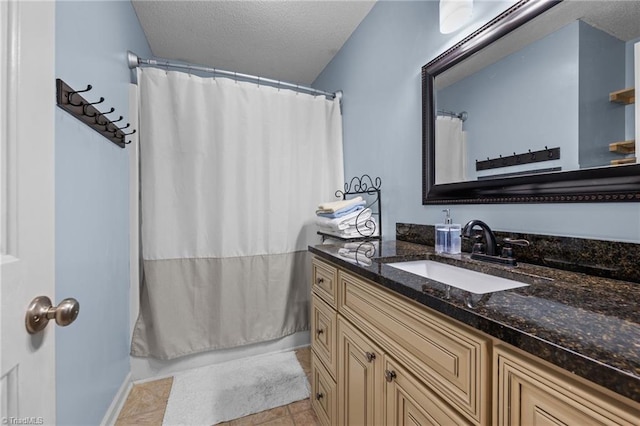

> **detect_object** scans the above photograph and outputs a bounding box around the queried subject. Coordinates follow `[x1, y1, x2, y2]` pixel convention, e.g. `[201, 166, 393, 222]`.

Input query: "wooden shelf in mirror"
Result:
[611, 157, 636, 166]
[609, 88, 635, 104]
[609, 140, 635, 154]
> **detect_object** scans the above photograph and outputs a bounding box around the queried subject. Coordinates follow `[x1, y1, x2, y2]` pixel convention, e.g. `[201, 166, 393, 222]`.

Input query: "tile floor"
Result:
[115, 347, 317, 426]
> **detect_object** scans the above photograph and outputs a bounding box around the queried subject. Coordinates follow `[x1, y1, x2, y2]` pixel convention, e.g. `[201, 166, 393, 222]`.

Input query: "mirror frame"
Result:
[422, 0, 640, 204]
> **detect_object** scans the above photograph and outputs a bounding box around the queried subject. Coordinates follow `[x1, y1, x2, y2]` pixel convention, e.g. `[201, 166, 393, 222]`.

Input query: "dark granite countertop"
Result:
[309, 240, 640, 403]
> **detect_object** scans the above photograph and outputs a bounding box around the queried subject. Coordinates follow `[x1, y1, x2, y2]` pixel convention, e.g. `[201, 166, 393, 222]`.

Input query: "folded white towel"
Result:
[315, 208, 372, 231]
[339, 225, 378, 238]
[318, 227, 379, 239]
[317, 196, 364, 214]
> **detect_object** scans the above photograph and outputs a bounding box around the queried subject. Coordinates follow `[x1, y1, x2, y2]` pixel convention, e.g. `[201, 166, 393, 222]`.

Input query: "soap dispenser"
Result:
[435, 209, 461, 255]
[446, 211, 462, 255]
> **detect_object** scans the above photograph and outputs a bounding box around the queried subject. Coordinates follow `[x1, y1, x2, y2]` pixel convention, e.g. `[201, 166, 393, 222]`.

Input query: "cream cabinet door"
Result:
[383, 355, 470, 426]
[495, 346, 640, 426]
[337, 317, 384, 426]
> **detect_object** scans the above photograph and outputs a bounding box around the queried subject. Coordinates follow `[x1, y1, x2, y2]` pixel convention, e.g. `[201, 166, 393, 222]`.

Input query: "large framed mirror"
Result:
[423, 0, 640, 204]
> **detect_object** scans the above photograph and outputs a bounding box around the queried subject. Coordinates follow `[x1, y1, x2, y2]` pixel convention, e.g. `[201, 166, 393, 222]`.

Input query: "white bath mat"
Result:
[162, 351, 310, 425]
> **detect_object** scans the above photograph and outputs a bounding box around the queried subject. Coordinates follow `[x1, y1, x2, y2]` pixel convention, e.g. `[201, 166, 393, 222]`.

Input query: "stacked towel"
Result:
[337, 242, 376, 266]
[316, 197, 377, 239]
[316, 196, 364, 214]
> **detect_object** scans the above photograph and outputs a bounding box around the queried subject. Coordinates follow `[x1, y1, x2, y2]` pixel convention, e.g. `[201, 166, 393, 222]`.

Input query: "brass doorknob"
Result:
[25, 296, 80, 334]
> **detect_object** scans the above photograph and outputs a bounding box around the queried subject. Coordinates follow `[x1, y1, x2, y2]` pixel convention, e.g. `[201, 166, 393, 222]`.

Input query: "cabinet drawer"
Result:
[312, 257, 338, 308]
[495, 345, 640, 426]
[383, 354, 471, 426]
[339, 270, 490, 425]
[311, 293, 337, 379]
[311, 352, 338, 426]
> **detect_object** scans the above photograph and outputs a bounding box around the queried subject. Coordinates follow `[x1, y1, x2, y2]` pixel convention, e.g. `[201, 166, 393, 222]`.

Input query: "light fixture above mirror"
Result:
[440, 0, 474, 34]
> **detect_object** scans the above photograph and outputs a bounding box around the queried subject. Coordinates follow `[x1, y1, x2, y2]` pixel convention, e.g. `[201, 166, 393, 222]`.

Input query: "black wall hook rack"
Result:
[476, 146, 560, 171]
[56, 79, 135, 149]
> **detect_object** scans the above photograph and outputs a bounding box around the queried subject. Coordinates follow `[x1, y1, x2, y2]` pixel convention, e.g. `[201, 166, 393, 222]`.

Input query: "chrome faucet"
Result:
[461, 220, 498, 256]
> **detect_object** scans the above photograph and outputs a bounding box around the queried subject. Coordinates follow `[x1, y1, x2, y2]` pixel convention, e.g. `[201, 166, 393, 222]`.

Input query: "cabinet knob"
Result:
[384, 370, 397, 383]
[315, 392, 324, 400]
[365, 352, 376, 362]
[316, 328, 324, 335]
[316, 277, 324, 285]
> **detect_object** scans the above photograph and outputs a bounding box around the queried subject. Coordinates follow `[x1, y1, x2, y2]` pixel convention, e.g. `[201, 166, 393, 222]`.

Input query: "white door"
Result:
[1, 1, 57, 424]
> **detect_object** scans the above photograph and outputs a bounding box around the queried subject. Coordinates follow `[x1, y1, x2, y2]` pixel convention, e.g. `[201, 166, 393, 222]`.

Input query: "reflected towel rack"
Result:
[476, 146, 560, 171]
[55, 79, 135, 149]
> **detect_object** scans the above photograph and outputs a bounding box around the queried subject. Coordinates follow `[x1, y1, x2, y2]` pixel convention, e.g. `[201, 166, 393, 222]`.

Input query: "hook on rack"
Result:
[95, 108, 115, 125]
[67, 84, 92, 106]
[82, 97, 105, 116]
[122, 129, 136, 145]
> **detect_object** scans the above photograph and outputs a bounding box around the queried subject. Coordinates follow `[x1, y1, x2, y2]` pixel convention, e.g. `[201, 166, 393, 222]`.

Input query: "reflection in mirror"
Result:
[435, 2, 639, 184]
[423, 0, 640, 204]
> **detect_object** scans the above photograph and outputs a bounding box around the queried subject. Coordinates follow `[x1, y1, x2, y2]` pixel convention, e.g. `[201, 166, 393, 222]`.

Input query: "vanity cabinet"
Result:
[310, 255, 640, 425]
[311, 256, 488, 425]
[338, 267, 490, 425]
[494, 345, 640, 426]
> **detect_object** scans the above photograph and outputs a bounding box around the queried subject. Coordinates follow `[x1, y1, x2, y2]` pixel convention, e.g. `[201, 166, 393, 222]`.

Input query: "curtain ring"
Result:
[165, 61, 170, 74]
[213, 68, 216, 81]
[188, 65, 192, 77]
[277, 81, 280, 92]
[257, 77, 260, 88]
[234, 72, 238, 83]
[296, 84, 299, 95]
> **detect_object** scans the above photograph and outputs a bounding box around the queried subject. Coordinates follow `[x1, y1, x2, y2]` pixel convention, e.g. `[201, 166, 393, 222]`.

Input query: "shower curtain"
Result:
[435, 115, 467, 184]
[131, 68, 344, 359]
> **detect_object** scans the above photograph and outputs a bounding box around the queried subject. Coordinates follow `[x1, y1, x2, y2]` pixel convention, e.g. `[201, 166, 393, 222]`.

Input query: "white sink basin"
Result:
[386, 260, 528, 294]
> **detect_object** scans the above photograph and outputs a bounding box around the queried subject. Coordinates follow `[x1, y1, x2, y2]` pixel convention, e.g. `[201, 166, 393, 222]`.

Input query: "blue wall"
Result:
[438, 21, 579, 179]
[313, 0, 640, 243]
[578, 21, 625, 168]
[55, 2, 151, 424]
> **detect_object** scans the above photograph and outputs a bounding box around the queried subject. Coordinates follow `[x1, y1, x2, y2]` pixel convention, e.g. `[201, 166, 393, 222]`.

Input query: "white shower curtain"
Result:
[131, 68, 344, 359]
[435, 115, 467, 184]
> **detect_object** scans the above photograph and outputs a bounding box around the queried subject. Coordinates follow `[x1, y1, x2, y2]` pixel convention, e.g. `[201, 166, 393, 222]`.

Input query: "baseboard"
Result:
[100, 371, 133, 426]
[131, 330, 310, 381]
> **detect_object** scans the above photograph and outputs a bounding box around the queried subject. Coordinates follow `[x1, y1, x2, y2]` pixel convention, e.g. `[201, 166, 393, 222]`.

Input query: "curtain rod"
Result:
[127, 51, 339, 100]
[437, 109, 468, 122]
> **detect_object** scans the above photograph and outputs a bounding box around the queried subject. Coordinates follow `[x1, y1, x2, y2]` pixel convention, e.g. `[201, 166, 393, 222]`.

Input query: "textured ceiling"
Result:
[131, 1, 376, 85]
